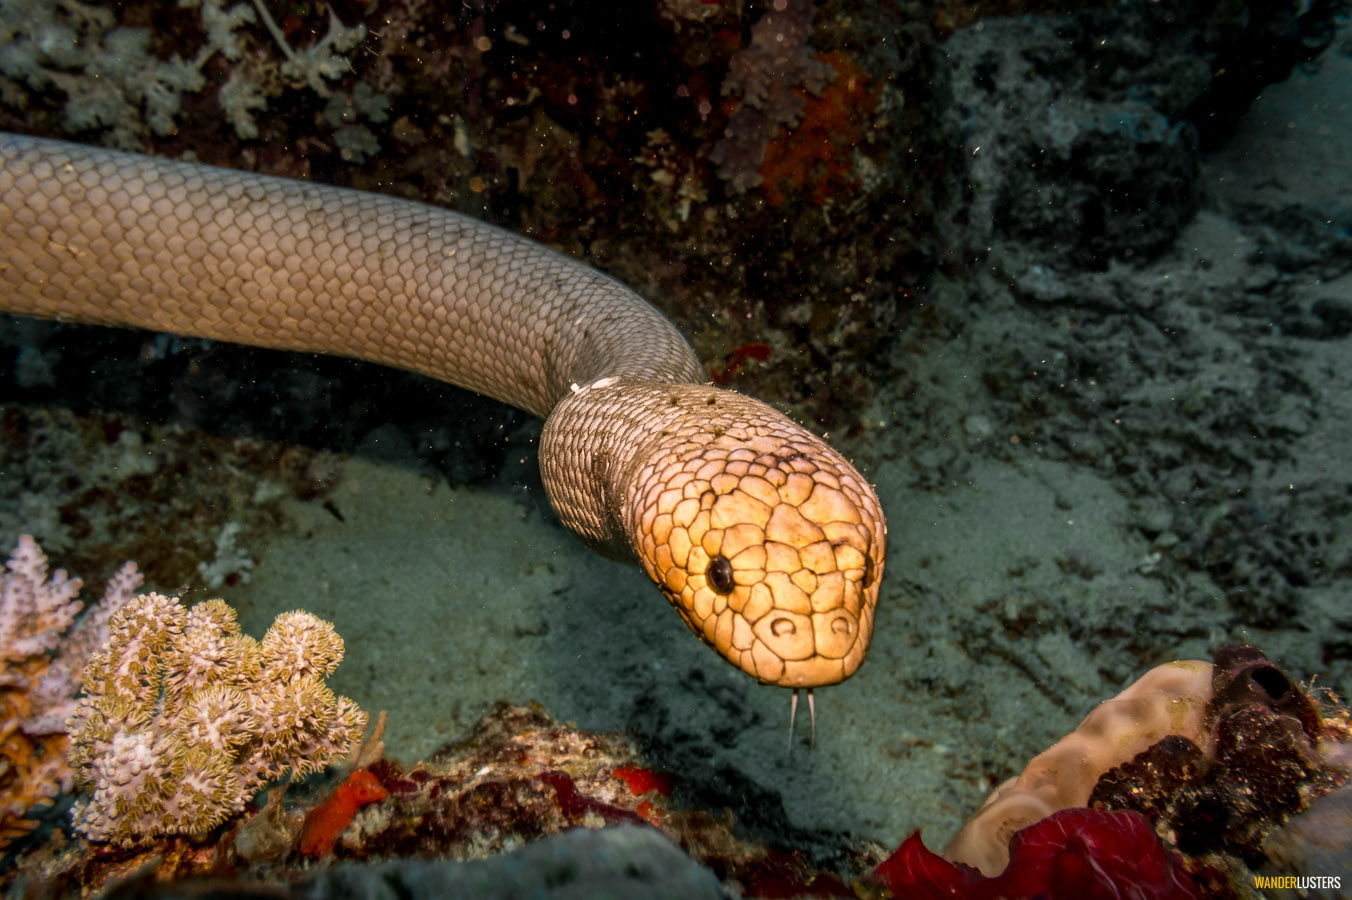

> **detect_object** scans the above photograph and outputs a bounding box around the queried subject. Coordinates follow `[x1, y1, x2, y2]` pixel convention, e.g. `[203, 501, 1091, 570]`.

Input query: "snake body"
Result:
[0, 132, 885, 688]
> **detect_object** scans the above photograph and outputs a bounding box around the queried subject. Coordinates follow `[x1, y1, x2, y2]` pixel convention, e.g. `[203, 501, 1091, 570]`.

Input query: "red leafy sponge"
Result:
[875, 808, 1203, 900]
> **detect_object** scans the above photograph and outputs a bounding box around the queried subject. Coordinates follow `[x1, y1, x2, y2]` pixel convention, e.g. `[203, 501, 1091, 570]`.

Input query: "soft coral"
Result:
[876, 808, 1204, 900]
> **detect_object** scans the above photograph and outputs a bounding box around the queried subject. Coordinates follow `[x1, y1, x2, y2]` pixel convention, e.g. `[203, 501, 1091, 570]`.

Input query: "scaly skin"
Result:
[0, 132, 886, 687]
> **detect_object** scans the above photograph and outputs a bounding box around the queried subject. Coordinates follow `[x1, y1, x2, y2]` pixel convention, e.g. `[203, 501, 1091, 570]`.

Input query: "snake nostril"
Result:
[831, 615, 852, 635]
[770, 617, 796, 637]
[706, 555, 735, 594]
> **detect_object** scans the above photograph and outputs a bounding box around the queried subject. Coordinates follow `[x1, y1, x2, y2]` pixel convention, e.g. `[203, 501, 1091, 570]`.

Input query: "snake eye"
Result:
[706, 555, 735, 594]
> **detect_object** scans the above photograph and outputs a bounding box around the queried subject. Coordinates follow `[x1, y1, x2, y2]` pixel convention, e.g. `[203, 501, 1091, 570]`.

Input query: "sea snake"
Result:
[0, 131, 885, 690]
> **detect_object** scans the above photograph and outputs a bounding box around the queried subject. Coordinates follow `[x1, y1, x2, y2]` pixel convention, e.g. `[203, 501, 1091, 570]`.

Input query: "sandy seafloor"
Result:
[2, 22, 1350, 872]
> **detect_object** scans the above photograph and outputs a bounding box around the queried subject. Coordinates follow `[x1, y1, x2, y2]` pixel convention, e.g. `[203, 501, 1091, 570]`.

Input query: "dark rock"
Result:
[297, 824, 730, 900]
[1261, 786, 1352, 900]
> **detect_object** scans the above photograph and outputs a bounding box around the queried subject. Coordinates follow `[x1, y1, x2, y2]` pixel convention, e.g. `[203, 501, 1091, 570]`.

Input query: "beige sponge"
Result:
[944, 659, 1215, 876]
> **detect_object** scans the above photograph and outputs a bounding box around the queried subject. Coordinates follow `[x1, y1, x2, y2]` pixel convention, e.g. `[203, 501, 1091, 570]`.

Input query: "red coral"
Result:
[875, 808, 1204, 900]
[298, 768, 390, 858]
[710, 342, 773, 385]
[612, 764, 674, 797]
[538, 770, 645, 826]
[611, 764, 673, 824]
[758, 52, 877, 207]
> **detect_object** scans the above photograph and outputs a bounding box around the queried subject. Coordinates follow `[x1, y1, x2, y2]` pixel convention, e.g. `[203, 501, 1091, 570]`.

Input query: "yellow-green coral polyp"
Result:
[67, 593, 366, 847]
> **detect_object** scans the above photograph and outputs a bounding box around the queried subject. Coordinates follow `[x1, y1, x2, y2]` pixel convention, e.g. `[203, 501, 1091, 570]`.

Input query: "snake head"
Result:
[627, 408, 886, 688]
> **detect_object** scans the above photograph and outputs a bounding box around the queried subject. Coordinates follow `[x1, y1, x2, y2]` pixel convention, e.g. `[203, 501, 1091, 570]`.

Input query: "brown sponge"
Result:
[943, 659, 1215, 876]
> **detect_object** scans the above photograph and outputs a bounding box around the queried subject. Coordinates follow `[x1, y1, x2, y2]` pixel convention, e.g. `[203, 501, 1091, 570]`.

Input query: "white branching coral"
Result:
[21, 551, 142, 735]
[0, 0, 368, 145]
[0, 535, 82, 663]
[68, 594, 366, 846]
[0, 535, 139, 847]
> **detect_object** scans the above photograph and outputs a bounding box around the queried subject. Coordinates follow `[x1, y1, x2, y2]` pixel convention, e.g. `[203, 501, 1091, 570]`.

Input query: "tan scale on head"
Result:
[626, 428, 885, 688]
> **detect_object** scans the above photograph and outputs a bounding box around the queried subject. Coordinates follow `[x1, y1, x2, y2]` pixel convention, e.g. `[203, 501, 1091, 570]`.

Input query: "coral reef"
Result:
[12, 701, 862, 897]
[0, 345, 394, 591]
[923, 646, 1349, 894]
[755, 51, 877, 208]
[325, 702, 685, 860]
[318, 702, 859, 898]
[708, 0, 833, 194]
[67, 593, 366, 846]
[10, 645, 1344, 895]
[0, 535, 138, 848]
[944, 658, 1214, 875]
[1087, 645, 1343, 865]
[0, 0, 204, 148]
[0, 0, 367, 148]
[298, 767, 389, 858]
[944, 0, 1340, 267]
